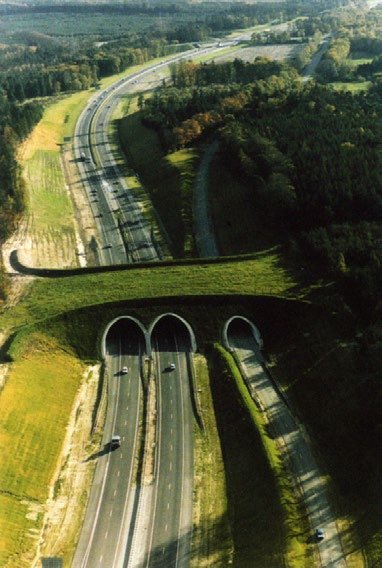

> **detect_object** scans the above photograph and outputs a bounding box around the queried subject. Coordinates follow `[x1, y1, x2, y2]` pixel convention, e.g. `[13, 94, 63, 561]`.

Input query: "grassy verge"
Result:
[0, 253, 296, 331]
[118, 100, 198, 257]
[0, 328, 85, 567]
[18, 88, 95, 268]
[191, 354, 233, 567]
[210, 343, 309, 567]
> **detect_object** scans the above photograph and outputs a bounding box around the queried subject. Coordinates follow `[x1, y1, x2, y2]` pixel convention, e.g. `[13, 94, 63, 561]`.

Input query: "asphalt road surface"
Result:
[229, 325, 347, 568]
[72, 323, 144, 568]
[127, 319, 194, 568]
[73, 45, 225, 266]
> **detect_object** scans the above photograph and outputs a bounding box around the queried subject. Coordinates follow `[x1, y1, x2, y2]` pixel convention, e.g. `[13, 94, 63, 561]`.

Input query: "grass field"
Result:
[0, 330, 85, 567]
[332, 81, 371, 92]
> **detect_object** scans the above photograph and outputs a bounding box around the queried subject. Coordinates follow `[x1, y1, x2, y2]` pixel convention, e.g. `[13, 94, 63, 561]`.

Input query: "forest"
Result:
[141, 58, 382, 317]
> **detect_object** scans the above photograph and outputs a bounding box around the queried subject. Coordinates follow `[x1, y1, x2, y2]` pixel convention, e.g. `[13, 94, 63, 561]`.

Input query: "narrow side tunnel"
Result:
[223, 316, 263, 352]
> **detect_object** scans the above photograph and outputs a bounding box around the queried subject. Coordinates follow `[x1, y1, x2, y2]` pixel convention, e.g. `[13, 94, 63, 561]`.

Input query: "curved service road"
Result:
[229, 324, 347, 568]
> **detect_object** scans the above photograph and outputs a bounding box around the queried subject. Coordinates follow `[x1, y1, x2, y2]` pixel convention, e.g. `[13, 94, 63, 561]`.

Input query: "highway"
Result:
[127, 319, 194, 568]
[73, 44, 225, 266]
[72, 322, 144, 568]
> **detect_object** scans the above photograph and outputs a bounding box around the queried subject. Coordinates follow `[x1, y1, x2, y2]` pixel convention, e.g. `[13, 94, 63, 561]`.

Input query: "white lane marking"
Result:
[105, 531, 108, 539]
[171, 413, 173, 419]
[120, 454, 123, 459]
[99, 555, 103, 563]
[165, 524, 168, 532]
[170, 399, 173, 405]
[117, 470, 120, 477]
[167, 502, 170, 509]
[170, 444, 173, 451]
[125, 420, 128, 426]
[170, 462, 172, 471]
[110, 510, 113, 517]
[168, 482, 172, 490]
[114, 489, 117, 497]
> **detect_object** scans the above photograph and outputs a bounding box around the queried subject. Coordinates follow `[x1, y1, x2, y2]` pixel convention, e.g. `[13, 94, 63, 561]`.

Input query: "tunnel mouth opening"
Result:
[102, 316, 148, 358]
[224, 316, 262, 351]
[150, 313, 196, 353]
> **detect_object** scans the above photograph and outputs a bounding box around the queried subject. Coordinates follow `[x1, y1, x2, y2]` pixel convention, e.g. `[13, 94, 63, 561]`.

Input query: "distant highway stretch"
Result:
[73, 43, 225, 266]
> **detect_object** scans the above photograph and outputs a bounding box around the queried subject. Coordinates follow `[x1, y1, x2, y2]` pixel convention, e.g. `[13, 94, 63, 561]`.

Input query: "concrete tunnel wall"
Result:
[148, 313, 197, 353]
[101, 313, 197, 358]
[101, 315, 150, 358]
[222, 315, 263, 352]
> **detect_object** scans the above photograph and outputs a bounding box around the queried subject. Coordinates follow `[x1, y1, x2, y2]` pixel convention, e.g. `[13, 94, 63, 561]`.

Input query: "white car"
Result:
[111, 435, 121, 448]
[168, 363, 176, 371]
[121, 366, 128, 374]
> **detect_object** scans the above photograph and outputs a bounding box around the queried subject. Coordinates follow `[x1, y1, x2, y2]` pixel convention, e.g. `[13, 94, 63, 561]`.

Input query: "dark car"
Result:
[315, 528, 325, 541]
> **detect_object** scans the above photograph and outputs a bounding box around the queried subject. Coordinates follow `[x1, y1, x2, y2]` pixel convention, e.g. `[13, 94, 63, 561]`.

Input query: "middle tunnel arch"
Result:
[149, 313, 196, 353]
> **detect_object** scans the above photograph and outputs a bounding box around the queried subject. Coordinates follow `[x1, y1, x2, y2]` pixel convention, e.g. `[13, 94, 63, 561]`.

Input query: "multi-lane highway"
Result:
[71, 42, 229, 568]
[73, 44, 224, 266]
[146, 321, 193, 568]
[73, 317, 194, 568]
[73, 321, 144, 568]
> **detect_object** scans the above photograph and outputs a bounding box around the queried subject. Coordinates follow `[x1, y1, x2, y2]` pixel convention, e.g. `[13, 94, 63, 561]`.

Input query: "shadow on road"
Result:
[84, 442, 115, 462]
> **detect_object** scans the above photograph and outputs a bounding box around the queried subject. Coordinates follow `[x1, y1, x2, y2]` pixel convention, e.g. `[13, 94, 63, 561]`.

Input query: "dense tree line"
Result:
[0, 0, 353, 102]
[0, 94, 42, 239]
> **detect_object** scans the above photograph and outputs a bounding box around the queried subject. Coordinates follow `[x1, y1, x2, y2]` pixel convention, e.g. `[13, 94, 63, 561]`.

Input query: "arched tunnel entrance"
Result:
[223, 316, 263, 353]
[149, 313, 196, 358]
[102, 316, 149, 360]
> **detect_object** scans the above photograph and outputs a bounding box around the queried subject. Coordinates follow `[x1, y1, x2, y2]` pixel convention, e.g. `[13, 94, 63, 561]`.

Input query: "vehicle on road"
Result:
[315, 528, 325, 541]
[168, 363, 176, 371]
[105, 243, 112, 248]
[121, 366, 128, 374]
[111, 435, 121, 449]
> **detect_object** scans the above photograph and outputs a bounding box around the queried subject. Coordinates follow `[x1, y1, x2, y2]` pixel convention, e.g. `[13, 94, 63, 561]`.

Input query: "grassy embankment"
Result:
[191, 354, 233, 567]
[209, 152, 281, 255]
[118, 96, 198, 257]
[0, 329, 85, 567]
[18, 90, 91, 268]
[210, 344, 309, 567]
